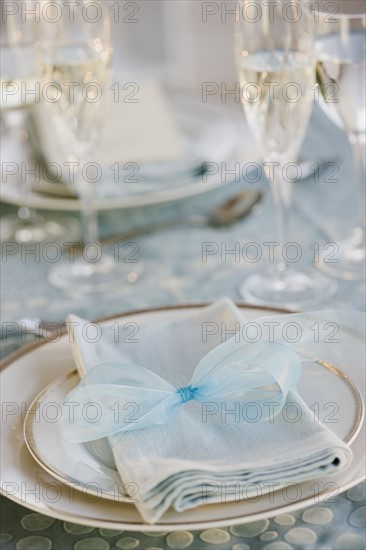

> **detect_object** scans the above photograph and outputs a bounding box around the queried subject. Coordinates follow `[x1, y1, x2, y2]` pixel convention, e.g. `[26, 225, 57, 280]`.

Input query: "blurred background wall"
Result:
[112, 0, 237, 89]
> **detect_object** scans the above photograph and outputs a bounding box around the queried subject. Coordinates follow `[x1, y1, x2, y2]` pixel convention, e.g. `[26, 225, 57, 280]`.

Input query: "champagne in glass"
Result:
[0, 20, 68, 243]
[235, 0, 336, 307]
[239, 50, 315, 160]
[35, 2, 133, 292]
[39, 45, 110, 155]
[315, 2, 366, 279]
[317, 32, 365, 134]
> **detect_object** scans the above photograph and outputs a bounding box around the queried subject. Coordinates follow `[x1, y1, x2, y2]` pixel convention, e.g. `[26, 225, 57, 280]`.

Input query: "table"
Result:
[1, 107, 365, 550]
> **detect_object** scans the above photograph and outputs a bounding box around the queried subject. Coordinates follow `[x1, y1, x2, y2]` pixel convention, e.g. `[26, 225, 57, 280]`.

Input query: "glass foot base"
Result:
[0, 214, 77, 244]
[48, 255, 142, 293]
[317, 231, 365, 281]
[239, 267, 337, 310]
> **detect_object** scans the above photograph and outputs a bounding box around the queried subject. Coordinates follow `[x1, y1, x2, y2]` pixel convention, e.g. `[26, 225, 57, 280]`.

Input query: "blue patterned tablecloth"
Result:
[1, 106, 365, 549]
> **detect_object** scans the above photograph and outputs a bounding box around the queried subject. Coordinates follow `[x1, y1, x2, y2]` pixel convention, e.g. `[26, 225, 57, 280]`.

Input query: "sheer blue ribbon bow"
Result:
[62, 339, 301, 443]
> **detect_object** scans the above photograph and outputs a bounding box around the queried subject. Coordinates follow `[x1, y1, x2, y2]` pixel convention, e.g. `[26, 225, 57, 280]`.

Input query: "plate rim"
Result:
[1, 302, 365, 531]
[0, 303, 291, 371]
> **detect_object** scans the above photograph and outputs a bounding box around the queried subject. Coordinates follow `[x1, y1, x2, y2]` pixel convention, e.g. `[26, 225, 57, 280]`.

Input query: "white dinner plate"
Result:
[1, 305, 365, 532]
[23, 358, 364, 503]
[1, 99, 260, 211]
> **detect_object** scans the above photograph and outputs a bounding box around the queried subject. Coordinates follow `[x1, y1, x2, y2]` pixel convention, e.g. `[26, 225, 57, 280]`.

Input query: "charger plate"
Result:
[1, 304, 365, 531]
[1, 99, 259, 211]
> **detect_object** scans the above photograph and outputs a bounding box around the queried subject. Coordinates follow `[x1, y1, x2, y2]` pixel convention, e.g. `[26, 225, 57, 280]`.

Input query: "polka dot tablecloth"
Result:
[1, 109, 365, 549]
[1, 484, 365, 549]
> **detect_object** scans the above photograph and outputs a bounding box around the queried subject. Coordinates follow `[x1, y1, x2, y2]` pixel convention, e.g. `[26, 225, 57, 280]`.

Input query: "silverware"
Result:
[97, 189, 263, 247]
[2, 191, 262, 337]
[1, 191, 262, 340]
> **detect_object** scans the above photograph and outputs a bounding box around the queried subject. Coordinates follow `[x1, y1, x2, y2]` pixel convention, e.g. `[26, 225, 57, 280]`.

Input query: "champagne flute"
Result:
[235, 0, 336, 307]
[35, 0, 130, 292]
[0, 5, 68, 243]
[315, 0, 366, 280]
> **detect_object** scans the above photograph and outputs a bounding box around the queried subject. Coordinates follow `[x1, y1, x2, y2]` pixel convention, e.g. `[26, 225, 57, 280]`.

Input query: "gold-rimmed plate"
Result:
[23, 358, 364, 504]
[1, 304, 365, 532]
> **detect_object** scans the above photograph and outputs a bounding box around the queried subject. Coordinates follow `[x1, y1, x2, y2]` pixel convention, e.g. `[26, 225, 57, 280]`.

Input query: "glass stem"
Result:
[77, 163, 99, 249]
[349, 134, 366, 243]
[265, 160, 293, 278]
[10, 111, 39, 223]
[81, 185, 99, 248]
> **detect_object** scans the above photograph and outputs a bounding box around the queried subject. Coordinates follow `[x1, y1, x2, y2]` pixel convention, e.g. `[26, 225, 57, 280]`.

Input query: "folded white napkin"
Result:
[31, 79, 183, 166]
[66, 299, 358, 523]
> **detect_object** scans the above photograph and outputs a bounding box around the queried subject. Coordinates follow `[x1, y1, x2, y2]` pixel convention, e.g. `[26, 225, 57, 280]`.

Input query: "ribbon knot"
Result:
[177, 385, 195, 403]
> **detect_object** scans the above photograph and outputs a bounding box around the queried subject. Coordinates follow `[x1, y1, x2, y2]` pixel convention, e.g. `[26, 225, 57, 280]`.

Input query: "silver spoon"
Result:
[98, 189, 262, 247]
[1, 190, 262, 339]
